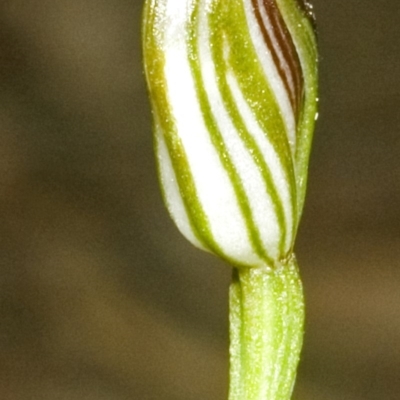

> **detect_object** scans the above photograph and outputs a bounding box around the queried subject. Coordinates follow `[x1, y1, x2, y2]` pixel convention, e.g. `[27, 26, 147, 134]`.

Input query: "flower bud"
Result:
[143, 0, 318, 269]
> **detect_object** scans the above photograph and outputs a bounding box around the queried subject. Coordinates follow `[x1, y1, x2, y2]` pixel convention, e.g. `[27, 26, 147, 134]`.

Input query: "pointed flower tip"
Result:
[296, 0, 317, 29]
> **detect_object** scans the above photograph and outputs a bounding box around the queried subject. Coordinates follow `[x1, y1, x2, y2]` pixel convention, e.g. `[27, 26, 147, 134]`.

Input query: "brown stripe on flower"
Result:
[251, 0, 304, 121]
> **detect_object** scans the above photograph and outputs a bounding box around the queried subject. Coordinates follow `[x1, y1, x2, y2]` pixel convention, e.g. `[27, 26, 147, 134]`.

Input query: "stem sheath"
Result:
[229, 256, 304, 400]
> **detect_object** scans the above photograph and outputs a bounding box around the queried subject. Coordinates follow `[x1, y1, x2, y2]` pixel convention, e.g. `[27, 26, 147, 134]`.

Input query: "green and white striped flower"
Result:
[143, 0, 318, 269]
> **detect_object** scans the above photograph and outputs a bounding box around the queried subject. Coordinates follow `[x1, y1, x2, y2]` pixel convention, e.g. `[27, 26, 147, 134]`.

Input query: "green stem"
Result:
[229, 256, 304, 400]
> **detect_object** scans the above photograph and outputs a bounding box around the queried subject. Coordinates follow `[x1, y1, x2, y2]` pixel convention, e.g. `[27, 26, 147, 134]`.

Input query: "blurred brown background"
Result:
[0, 1, 399, 399]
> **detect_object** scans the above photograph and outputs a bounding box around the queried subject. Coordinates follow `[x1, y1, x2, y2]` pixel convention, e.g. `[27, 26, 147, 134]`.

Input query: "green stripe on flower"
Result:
[143, 0, 225, 259]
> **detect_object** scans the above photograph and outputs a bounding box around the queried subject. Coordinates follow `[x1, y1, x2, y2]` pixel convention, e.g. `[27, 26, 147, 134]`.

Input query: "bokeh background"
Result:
[0, 1, 399, 399]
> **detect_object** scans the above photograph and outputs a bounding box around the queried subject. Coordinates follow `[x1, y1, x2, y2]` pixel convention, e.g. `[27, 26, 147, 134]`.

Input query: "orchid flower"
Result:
[143, 1, 318, 398]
